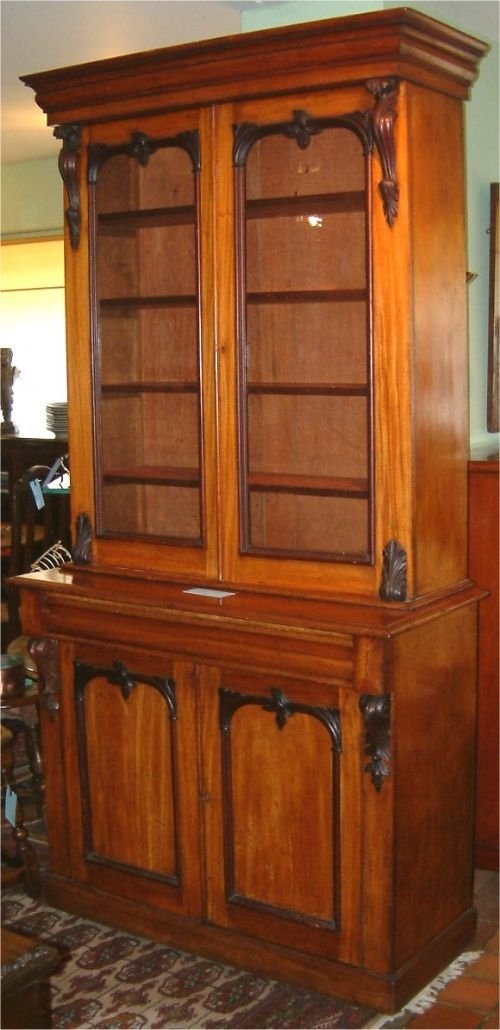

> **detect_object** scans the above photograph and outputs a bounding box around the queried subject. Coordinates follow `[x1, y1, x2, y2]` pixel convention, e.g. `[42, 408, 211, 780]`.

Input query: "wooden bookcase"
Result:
[16, 8, 488, 1012]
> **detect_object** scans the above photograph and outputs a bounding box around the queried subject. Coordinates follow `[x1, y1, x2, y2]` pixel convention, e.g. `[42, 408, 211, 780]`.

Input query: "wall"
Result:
[1, 157, 62, 237]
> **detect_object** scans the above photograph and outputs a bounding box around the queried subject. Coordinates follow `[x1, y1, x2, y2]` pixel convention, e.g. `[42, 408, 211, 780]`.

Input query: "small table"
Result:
[1, 927, 60, 1029]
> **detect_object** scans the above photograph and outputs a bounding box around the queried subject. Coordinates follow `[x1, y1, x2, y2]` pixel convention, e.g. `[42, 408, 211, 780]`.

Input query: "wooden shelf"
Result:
[247, 471, 369, 497]
[247, 382, 368, 396]
[246, 190, 365, 219]
[100, 295, 197, 310]
[246, 289, 367, 304]
[101, 382, 199, 395]
[98, 204, 195, 232]
[103, 465, 199, 487]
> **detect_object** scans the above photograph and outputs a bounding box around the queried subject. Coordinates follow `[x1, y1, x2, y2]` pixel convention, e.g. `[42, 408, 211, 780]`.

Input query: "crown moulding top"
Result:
[21, 5, 489, 127]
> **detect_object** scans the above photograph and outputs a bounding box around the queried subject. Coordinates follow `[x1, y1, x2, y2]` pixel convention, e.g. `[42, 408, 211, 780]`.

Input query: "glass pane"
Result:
[239, 124, 372, 562]
[92, 139, 202, 544]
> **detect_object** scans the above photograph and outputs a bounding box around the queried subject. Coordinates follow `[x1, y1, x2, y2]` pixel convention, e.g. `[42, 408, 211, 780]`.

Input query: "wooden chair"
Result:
[1, 722, 41, 898]
[1, 464, 71, 643]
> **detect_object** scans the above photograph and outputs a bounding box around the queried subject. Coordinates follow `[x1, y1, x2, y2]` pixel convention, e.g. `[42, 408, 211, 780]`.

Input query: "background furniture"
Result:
[469, 447, 499, 871]
[1, 717, 41, 899]
[1, 435, 68, 522]
[16, 8, 487, 1014]
[1, 928, 60, 1029]
[1, 465, 71, 644]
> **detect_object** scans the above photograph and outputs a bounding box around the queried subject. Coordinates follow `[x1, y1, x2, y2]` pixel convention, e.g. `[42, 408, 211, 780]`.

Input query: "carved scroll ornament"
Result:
[54, 123, 82, 249]
[366, 78, 399, 227]
[28, 636, 60, 718]
[359, 693, 391, 792]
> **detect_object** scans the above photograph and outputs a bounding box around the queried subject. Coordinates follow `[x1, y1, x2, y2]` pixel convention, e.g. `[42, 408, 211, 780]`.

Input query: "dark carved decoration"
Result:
[88, 129, 200, 181]
[379, 538, 408, 601]
[234, 108, 372, 167]
[74, 659, 177, 717]
[359, 694, 391, 792]
[72, 512, 92, 565]
[54, 123, 82, 249]
[366, 78, 399, 227]
[28, 636, 60, 719]
[220, 686, 341, 749]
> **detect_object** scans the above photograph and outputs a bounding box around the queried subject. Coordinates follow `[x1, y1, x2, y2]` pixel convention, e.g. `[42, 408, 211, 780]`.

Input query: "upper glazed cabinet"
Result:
[23, 7, 487, 601]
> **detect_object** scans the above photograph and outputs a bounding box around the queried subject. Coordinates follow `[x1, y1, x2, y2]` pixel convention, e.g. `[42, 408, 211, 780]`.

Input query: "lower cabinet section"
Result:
[26, 578, 481, 1012]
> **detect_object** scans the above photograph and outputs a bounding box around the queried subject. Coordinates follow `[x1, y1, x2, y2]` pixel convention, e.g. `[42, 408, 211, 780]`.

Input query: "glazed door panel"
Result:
[76, 108, 219, 581]
[60, 642, 202, 916]
[215, 89, 386, 600]
[201, 667, 362, 964]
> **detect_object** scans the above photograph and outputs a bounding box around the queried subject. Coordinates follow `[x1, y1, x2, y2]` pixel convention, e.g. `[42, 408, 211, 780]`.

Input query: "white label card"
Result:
[183, 587, 237, 599]
[5, 785, 17, 827]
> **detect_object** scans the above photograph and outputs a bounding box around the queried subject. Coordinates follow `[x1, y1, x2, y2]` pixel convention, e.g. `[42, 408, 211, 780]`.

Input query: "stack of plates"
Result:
[46, 402, 68, 436]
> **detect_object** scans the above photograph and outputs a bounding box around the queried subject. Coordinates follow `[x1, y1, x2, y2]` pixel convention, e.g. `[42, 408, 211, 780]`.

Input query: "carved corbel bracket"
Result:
[359, 694, 391, 791]
[53, 123, 82, 249]
[28, 637, 60, 719]
[366, 78, 399, 227]
[72, 512, 92, 565]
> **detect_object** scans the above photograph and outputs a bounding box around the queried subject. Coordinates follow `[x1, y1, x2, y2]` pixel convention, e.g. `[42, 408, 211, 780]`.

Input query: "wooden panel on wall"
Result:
[469, 448, 499, 870]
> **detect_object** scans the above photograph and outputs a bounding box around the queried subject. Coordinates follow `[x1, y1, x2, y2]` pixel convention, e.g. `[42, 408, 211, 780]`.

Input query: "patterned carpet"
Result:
[1, 886, 376, 1029]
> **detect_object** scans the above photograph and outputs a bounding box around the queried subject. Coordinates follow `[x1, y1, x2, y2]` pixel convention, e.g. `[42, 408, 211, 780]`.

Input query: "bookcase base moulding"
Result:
[16, 5, 488, 1015]
[18, 571, 483, 1013]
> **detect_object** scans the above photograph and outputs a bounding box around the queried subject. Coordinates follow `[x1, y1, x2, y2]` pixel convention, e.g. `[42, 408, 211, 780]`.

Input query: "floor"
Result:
[378, 869, 499, 1030]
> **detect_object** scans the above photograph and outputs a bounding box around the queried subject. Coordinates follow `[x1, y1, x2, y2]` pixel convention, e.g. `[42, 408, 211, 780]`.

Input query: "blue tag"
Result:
[30, 478, 45, 510]
[5, 785, 17, 827]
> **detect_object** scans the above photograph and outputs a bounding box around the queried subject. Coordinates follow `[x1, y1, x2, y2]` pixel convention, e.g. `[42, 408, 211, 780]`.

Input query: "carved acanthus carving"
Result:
[28, 636, 60, 718]
[73, 512, 92, 565]
[359, 694, 391, 792]
[379, 539, 408, 601]
[366, 78, 399, 227]
[54, 123, 82, 249]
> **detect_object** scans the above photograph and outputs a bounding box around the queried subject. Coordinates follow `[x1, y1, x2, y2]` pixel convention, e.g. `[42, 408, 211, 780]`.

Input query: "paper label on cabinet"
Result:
[183, 587, 237, 598]
[5, 786, 17, 827]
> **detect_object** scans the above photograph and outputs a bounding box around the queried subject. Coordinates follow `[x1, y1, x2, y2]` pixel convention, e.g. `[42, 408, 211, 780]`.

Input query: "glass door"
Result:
[234, 113, 373, 567]
[89, 130, 204, 548]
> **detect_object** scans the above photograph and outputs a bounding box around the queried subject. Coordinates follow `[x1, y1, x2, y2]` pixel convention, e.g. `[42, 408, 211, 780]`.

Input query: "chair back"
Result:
[5, 465, 71, 638]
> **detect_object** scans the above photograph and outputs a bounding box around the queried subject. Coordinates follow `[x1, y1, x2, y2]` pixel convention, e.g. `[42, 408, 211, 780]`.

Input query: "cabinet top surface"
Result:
[15, 568, 483, 640]
[21, 5, 488, 122]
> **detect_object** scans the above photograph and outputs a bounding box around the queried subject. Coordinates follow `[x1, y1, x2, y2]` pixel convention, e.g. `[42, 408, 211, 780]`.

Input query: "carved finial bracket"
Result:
[359, 694, 391, 791]
[366, 78, 399, 227]
[379, 539, 407, 601]
[54, 123, 82, 249]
